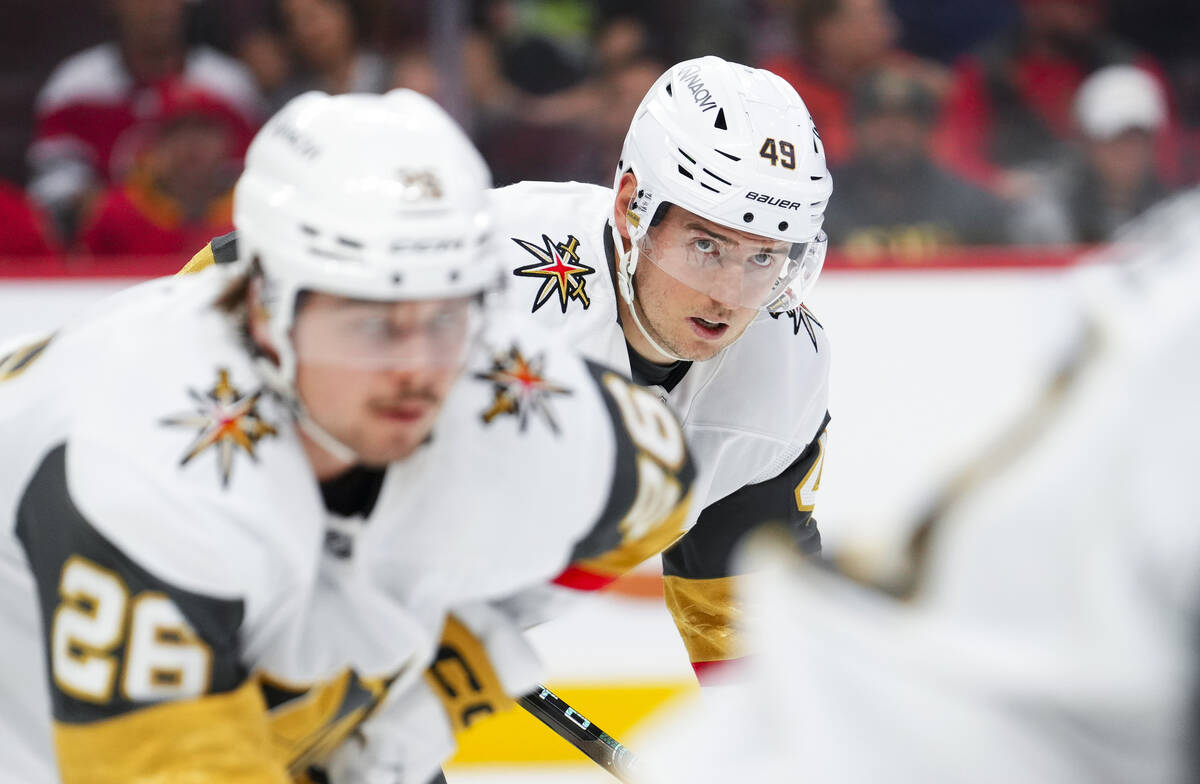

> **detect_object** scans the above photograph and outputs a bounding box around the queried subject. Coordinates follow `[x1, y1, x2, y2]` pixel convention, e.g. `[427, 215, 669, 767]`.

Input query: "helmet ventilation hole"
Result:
[714, 149, 741, 161]
[448, 270, 460, 282]
[391, 273, 403, 285]
[713, 108, 727, 130]
[677, 165, 694, 180]
[743, 212, 754, 223]
[665, 82, 673, 96]
[778, 221, 789, 231]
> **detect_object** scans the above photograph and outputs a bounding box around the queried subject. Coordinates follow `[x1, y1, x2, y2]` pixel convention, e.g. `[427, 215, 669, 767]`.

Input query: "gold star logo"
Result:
[512, 234, 595, 313]
[162, 369, 278, 486]
[474, 346, 572, 434]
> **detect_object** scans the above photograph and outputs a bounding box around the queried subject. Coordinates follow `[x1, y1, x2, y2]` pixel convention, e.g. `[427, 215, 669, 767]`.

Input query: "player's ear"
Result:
[613, 172, 639, 243]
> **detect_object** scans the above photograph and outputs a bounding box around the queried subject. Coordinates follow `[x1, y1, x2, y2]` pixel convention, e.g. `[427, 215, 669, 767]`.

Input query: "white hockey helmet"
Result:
[234, 88, 496, 383]
[615, 56, 832, 313]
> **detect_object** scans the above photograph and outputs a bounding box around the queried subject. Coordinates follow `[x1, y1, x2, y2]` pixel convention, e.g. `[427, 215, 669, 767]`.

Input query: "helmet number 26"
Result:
[759, 138, 796, 170]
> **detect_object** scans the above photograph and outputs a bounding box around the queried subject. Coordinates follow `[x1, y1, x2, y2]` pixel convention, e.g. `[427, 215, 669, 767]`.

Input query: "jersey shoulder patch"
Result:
[770, 304, 826, 352]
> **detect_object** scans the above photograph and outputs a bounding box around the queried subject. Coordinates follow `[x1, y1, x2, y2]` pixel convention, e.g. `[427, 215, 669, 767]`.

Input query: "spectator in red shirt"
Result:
[78, 85, 238, 259]
[28, 0, 261, 241]
[0, 182, 59, 259]
[761, 0, 947, 167]
[823, 68, 1014, 259]
[933, 0, 1182, 198]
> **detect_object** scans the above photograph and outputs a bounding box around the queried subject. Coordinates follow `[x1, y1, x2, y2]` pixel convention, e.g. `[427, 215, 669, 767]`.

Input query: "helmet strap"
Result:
[610, 221, 688, 363]
[252, 354, 361, 467]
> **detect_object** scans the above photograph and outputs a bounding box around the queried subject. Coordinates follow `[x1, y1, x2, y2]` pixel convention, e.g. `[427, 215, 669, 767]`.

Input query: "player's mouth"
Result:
[372, 401, 432, 422]
[689, 316, 729, 340]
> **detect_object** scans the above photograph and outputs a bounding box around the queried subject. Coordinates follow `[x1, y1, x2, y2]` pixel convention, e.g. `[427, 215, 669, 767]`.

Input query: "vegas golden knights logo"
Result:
[512, 233, 596, 313]
[162, 368, 277, 486]
[396, 169, 442, 201]
[474, 346, 572, 434]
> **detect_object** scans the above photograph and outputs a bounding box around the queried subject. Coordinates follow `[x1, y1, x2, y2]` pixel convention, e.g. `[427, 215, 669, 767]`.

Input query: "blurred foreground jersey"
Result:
[641, 188, 1200, 784]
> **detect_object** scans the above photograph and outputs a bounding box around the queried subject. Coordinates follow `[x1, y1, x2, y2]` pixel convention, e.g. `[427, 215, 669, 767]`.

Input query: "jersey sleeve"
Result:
[14, 444, 288, 784]
[551, 361, 698, 592]
[662, 415, 829, 679]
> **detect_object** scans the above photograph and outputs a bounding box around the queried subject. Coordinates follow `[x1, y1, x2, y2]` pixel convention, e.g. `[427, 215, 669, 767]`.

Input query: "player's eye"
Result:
[426, 310, 463, 337]
[348, 315, 393, 340]
[692, 238, 719, 255]
[748, 253, 776, 268]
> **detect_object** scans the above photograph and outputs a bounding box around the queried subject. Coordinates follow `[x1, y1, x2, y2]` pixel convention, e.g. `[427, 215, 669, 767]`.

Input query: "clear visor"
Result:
[636, 220, 827, 311]
[291, 294, 484, 370]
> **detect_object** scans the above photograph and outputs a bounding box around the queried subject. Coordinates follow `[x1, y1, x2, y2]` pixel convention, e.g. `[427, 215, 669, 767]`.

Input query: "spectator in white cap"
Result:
[1013, 64, 1174, 244]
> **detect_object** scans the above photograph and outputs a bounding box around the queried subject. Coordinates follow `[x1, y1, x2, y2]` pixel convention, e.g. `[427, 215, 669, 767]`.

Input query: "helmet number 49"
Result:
[759, 138, 796, 170]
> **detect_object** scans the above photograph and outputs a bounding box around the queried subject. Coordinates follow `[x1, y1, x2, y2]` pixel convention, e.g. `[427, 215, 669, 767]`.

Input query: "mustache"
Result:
[371, 387, 443, 407]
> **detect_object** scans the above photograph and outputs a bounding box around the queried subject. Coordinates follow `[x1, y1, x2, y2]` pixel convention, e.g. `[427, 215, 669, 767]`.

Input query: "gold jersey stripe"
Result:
[572, 491, 693, 579]
[449, 680, 696, 765]
[662, 574, 741, 664]
[179, 243, 217, 275]
[53, 678, 290, 784]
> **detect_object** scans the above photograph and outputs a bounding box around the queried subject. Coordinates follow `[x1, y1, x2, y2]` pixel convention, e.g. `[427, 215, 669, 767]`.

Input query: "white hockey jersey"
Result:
[489, 181, 831, 671]
[0, 264, 694, 784]
[640, 191, 1200, 783]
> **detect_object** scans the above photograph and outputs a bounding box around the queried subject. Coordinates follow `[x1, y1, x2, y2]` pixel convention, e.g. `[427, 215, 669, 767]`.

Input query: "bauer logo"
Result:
[745, 192, 804, 211]
[512, 233, 596, 314]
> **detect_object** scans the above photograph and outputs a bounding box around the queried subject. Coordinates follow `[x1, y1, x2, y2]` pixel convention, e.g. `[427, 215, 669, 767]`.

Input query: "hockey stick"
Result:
[518, 684, 642, 783]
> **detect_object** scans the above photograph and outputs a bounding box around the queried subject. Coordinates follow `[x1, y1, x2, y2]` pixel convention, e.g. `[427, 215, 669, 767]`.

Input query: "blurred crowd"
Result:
[2, 0, 1199, 264]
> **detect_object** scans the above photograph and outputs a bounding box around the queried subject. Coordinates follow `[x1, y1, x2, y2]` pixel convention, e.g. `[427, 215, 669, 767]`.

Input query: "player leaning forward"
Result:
[494, 56, 834, 674]
[0, 90, 694, 783]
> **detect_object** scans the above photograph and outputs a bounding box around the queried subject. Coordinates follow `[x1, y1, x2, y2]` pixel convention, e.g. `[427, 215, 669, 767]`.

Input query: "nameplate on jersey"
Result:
[473, 345, 572, 434]
[512, 233, 596, 313]
[161, 367, 278, 487]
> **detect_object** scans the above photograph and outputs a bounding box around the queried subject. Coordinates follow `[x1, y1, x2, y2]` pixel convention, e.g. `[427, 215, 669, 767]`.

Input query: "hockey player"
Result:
[183, 57, 832, 680]
[492, 55, 833, 676]
[0, 89, 694, 784]
[641, 191, 1200, 783]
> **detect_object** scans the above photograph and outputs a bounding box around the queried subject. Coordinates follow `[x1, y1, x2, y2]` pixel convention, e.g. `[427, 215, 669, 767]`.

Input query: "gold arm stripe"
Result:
[53, 678, 290, 784]
[572, 490, 693, 579]
[179, 243, 217, 275]
[424, 615, 515, 735]
[662, 573, 742, 664]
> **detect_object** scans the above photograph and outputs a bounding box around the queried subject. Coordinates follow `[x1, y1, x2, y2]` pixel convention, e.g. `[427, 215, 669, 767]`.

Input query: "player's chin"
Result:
[671, 328, 737, 361]
[357, 418, 437, 464]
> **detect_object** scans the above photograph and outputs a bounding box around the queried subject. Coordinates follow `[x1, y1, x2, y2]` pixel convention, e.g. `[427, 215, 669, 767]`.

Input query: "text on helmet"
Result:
[271, 121, 322, 160]
[745, 192, 803, 211]
[675, 64, 719, 113]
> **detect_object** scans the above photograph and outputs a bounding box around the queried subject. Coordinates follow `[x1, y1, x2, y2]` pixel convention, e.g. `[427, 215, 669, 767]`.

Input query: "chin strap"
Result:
[252, 355, 360, 466]
[610, 221, 688, 364]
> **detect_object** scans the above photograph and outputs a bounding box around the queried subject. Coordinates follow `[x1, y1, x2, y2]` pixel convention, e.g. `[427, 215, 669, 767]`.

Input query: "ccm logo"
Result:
[745, 192, 803, 211]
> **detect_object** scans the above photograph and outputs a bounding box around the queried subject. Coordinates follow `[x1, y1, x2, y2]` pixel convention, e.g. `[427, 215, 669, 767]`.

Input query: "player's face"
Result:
[291, 293, 474, 465]
[626, 209, 780, 361]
